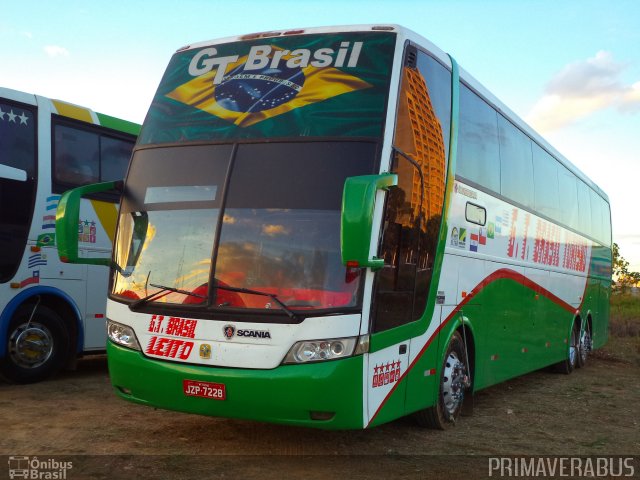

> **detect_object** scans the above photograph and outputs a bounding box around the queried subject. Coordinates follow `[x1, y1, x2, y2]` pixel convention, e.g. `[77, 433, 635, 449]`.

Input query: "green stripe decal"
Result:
[367, 268, 581, 426]
[96, 112, 141, 136]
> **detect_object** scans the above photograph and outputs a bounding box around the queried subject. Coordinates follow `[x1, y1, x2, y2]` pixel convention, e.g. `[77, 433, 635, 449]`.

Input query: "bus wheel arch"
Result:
[414, 324, 475, 429]
[0, 291, 80, 383]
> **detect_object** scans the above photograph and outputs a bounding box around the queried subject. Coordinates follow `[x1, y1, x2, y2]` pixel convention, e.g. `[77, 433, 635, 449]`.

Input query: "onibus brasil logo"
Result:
[8, 456, 73, 479]
[167, 41, 371, 127]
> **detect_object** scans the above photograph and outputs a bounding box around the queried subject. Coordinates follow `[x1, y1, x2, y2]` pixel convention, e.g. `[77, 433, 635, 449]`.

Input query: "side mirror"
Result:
[341, 173, 397, 270]
[56, 181, 123, 266]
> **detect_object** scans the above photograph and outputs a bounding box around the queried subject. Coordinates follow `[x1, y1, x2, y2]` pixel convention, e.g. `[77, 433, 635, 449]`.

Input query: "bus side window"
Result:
[53, 123, 99, 189]
[0, 99, 37, 283]
[101, 136, 133, 182]
[52, 119, 135, 199]
[374, 161, 419, 332]
[457, 84, 500, 193]
[372, 50, 449, 333]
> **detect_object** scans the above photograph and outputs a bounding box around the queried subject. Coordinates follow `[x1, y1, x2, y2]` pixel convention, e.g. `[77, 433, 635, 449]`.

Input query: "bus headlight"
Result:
[107, 320, 141, 351]
[283, 335, 369, 364]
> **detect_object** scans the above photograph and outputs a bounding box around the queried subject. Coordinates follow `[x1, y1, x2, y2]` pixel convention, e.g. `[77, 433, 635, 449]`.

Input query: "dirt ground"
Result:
[1, 342, 639, 479]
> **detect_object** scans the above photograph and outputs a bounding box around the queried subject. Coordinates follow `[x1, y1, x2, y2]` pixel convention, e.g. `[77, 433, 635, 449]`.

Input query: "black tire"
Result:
[554, 320, 579, 374]
[414, 332, 470, 429]
[576, 319, 592, 368]
[0, 304, 70, 384]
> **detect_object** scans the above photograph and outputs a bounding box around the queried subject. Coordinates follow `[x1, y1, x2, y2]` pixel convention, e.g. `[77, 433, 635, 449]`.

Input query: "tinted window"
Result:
[53, 119, 135, 196]
[532, 144, 560, 221]
[0, 99, 37, 282]
[374, 153, 422, 330]
[216, 142, 377, 311]
[226, 142, 376, 210]
[499, 115, 533, 208]
[457, 85, 500, 192]
[416, 52, 451, 162]
[0, 102, 36, 176]
[373, 51, 448, 332]
[54, 124, 100, 186]
[101, 136, 133, 182]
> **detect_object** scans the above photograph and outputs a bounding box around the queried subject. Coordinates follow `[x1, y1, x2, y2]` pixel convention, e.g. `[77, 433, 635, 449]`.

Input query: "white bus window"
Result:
[602, 199, 612, 246]
[533, 144, 560, 221]
[465, 202, 486, 226]
[589, 190, 603, 244]
[577, 180, 591, 237]
[457, 85, 500, 193]
[558, 165, 579, 230]
[499, 114, 534, 209]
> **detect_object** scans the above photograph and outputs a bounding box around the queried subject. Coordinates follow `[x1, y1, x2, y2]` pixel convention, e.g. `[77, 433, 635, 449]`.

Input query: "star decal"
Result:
[7, 110, 17, 123]
[18, 112, 29, 125]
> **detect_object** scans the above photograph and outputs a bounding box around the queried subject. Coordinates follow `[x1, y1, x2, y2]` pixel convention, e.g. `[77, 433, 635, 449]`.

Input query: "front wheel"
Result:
[414, 331, 470, 429]
[0, 304, 70, 384]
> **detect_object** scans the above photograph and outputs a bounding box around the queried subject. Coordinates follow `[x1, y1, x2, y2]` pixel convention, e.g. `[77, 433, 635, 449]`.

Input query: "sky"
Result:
[2, 0, 639, 270]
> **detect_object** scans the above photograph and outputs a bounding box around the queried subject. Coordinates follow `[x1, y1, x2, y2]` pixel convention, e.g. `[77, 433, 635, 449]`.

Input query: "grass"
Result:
[601, 292, 640, 365]
[609, 292, 640, 337]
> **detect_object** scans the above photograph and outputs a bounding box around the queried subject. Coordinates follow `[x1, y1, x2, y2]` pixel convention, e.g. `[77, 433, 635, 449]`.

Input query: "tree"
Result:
[612, 242, 640, 290]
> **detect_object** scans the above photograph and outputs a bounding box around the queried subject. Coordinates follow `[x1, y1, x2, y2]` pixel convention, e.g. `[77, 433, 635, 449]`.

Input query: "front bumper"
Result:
[107, 341, 365, 430]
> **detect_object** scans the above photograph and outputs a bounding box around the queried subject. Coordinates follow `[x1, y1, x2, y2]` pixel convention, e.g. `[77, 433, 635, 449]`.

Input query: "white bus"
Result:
[0, 87, 139, 383]
[57, 25, 611, 429]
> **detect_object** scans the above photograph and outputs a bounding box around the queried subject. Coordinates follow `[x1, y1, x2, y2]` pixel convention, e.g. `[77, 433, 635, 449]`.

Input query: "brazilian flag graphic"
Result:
[167, 47, 372, 128]
[139, 32, 395, 145]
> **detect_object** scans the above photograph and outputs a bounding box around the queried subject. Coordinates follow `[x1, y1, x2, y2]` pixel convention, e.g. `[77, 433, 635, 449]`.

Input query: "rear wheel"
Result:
[577, 319, 592, 368]
[414, 332, 470, 429]
[554, 320, 579, 374]
[0, 304, 70, 384]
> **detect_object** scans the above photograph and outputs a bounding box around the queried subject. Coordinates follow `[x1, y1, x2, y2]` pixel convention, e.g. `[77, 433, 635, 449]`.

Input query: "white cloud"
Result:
[526, 51, 640, 132]
[44, 45, 70, 58]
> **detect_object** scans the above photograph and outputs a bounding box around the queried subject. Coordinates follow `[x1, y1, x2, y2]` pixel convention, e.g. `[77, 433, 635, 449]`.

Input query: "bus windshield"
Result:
[112, 141, 377, 316]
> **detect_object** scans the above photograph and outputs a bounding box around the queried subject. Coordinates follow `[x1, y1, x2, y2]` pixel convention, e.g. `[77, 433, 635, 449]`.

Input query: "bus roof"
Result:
[0, 86, 140, 136]
[175, 24, 608, 203]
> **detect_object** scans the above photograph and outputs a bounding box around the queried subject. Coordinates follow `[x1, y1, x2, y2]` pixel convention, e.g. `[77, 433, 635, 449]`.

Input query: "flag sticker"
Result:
[28, 253, 47, 269]
[470, 233, 479, 252]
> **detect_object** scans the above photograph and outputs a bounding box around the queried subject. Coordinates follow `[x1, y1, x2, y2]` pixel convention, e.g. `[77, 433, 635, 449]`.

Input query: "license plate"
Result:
[183, 380, 226, 400]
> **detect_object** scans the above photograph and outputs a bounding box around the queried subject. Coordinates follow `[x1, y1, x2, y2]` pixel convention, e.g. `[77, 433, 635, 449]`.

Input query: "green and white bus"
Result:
[56, 25, 612, 429]
[0, 87, 139, 383]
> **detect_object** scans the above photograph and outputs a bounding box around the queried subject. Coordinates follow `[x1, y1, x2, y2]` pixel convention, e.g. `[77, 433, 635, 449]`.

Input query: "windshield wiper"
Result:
[129, 283, 208, 311]
[214, 281, 298, 320]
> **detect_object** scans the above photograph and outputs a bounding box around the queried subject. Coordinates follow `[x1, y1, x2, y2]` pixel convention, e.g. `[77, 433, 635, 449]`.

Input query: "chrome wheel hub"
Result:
[569, 326, 578, 366]
[9, 323, 54, 369]
[579, 327, 592, 363]
[442, 351, 467, 417]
